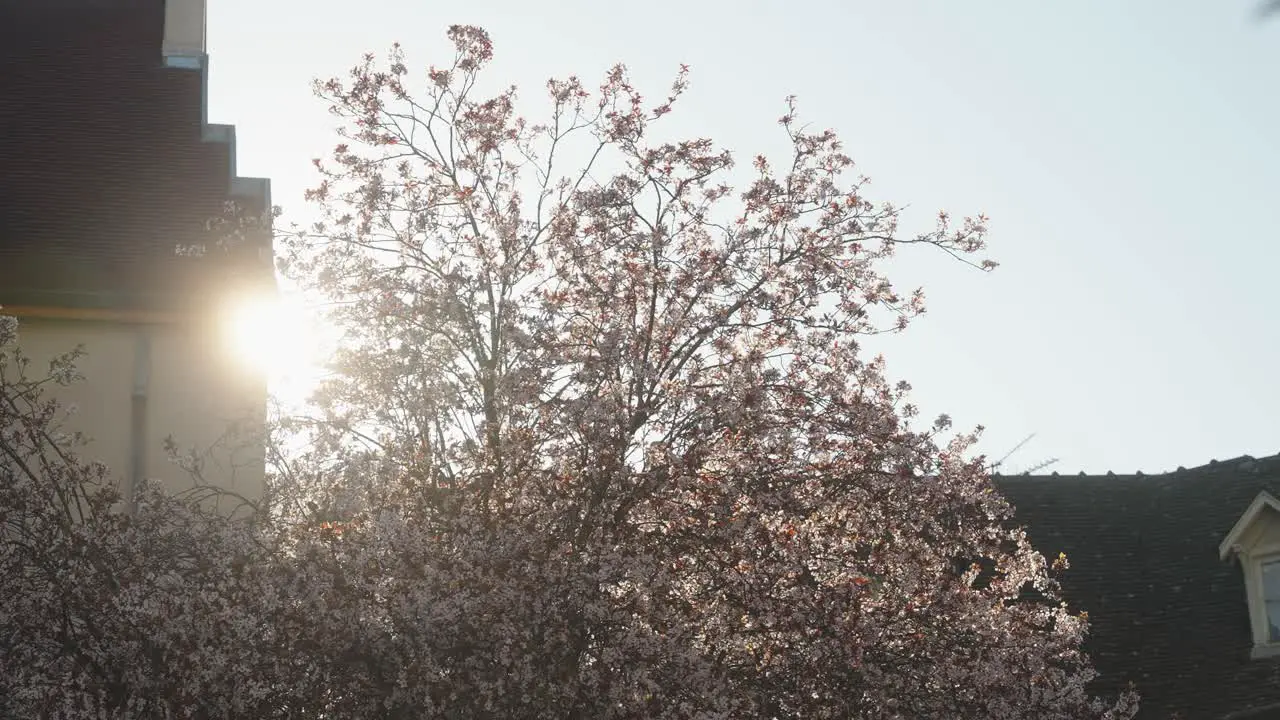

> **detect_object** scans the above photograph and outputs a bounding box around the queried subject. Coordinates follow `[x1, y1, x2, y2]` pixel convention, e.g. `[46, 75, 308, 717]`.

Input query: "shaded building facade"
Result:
[0, 0, 272, 502]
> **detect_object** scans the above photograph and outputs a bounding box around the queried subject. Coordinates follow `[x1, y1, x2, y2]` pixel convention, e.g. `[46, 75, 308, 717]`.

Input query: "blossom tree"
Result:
[272, 24, 1138, 719]
[0, 24, 1139, 719]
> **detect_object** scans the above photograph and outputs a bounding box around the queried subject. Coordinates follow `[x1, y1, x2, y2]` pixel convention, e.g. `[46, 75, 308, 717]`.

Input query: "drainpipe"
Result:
[128, 328, 151, 514]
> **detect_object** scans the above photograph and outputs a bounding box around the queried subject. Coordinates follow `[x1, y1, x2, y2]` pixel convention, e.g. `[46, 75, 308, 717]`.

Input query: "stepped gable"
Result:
[0, 0, 271, 313]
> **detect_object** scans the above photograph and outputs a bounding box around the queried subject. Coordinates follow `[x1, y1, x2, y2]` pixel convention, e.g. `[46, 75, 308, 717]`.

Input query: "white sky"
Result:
[208, 0, 1280, 473]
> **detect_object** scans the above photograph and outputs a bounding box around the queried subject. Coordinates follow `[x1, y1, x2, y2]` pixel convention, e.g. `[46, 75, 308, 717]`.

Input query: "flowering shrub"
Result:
[0, 25, 1139, 719]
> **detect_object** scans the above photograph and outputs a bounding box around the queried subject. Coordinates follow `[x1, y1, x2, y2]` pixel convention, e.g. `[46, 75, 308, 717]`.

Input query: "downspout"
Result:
[128, 328, 151, 514]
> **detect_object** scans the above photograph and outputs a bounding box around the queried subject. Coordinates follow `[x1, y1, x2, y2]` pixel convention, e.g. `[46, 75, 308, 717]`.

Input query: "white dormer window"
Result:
[1219, 491, 1280, 658]
[1264, 559, 1280, 643]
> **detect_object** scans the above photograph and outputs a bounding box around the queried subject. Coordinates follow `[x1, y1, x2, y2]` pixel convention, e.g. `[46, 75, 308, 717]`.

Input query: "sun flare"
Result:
[221, 293, 328, 402]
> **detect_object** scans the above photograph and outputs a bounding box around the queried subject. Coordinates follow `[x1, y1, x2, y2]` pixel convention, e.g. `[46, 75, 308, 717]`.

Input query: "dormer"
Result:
[1219, 491, 1280, 658]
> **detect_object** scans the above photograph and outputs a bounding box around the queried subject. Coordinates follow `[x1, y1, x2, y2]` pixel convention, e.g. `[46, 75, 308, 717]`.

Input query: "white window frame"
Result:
[1247, 552, 1280, 657]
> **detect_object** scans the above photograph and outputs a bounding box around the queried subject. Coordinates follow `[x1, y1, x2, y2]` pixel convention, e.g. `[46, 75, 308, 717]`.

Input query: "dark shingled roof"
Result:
[995, 455, 1280, 720]
[0, 0, 272, 312]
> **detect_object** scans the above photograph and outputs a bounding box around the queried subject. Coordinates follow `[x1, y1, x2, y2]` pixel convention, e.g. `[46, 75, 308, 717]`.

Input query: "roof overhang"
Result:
[1, 305, 184, 324]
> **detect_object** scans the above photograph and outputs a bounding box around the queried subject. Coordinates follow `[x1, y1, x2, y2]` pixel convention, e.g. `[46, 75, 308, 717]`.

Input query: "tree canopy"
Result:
[0, 26, 1138, 719]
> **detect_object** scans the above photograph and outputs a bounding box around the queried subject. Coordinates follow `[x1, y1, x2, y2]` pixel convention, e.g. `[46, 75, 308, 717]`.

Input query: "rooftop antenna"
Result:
[1021, 457, 1061, 475]
[990, 433, 1035, 473]
[990, 433, 1060, 475]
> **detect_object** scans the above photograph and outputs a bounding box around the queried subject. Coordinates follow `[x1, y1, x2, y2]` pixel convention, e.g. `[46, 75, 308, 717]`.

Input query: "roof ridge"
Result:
[994, 452, 1280, 480]
[1182, 453, 1280, 474]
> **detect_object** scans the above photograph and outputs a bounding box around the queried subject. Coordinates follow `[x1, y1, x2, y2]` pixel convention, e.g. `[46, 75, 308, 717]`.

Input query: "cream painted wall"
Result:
[7, 316, 265, 505]
[7, 321, 135, 487]
[148, 321, 266, 502]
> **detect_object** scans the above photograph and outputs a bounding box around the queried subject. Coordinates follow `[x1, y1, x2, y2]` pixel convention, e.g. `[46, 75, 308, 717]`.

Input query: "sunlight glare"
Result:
[221, 293, 328, 404]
